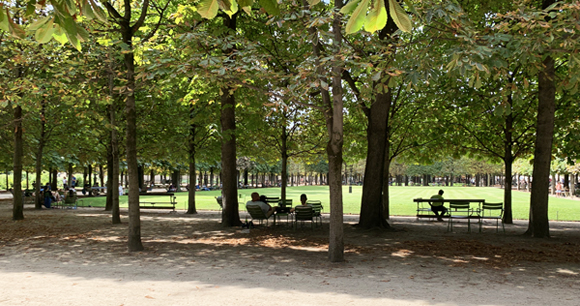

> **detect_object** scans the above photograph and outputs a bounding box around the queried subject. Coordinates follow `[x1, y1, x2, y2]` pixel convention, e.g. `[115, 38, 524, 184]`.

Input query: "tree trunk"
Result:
[88, 164, 92, 188]
[13, 105, 24, 220]
[138, 165, 145, 191]
[34, 101, 46, 210]
[120, 0, 146, 251]
[220, 14, 241, 227]
[111, 114, 121, 223]
[281, 125, 288, 201]
[106, 144, 114, 211]
[503, 111, 514, 224]
[99, 164, 105, 188]
[359, 87, 391, 229]
[51, 169, 57, 191]
[526, 48, 555, 238]
[187, 118, 198, 214]
[327, 0, 344, 262]
[382, 150, 392, 220]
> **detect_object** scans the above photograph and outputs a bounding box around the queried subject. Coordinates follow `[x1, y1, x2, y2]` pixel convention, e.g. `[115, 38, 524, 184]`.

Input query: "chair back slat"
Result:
[279, 199, 292, 208]
[482, 202, 503, 210]
[294, 206, 313, 220]
[449, 201, 470, 209]
[306, 200, 322, 214]
[247, 205, 267, 219]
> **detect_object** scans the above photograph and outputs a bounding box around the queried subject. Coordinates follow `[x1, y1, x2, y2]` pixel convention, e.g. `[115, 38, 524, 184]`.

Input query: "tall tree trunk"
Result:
[220, 14, 241, 227]
[503, 111, 514, 224]
[106, 144, 114, 211]
[108, 55, 121, 223]
[88, 164, 93, 187]
[527, 42, 555, 237]
[281, 125, 288, 201]
[99, 165, 105, 187]
[327, 0, 344, 262]
[382, 144, 392, 220]
[105, 0, 151, 251]
[51, 169, 57, 191]
[187, 122, 197, 214]
[359, 88, 391, 228]
[111, 110, 121, 224]
[34, 101, 46, 210]
[138, 165, 145, 192]
[13, 105, 24, 220]
[67, 163, 73, 189]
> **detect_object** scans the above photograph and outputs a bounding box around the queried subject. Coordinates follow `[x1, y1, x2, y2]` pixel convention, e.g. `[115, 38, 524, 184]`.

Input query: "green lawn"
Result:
[78, 185, 580, 221]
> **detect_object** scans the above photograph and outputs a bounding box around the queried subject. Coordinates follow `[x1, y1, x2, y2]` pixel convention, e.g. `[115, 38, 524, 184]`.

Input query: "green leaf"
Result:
[29, 16, 51, 31]
[388, 0, 412, 33]
[307, 0, 321, 6]
[364, 0, 386, 33]
[218, 0, 232, 12]
[8, 15, 25, 38]
[63, 16, 78, 39]
[65, 0, 78, 16]
[25, 3, 36, 16]
[35, 18, 56, 43]
[242, 6, 252, 15]
[345, 0, 370, 34]
[1, 8, 11, 32]
[197, 0, 219, 19]
[53, 25, 68, 45]
[76, 23, 89, 42]
[340, 0, 362, 16]
[259, 0, 280, 16]
[81, 0, 96, 19]
[238, 0, 253, 8]
[218, 0, 238, 16]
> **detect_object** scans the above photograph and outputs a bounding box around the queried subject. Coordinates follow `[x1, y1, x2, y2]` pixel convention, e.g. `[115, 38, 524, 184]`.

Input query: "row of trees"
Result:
[2, 0, 580, 261]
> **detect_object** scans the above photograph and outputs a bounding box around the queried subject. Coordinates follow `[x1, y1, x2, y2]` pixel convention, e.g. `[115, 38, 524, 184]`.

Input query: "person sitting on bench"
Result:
[430, 189, 448, 222]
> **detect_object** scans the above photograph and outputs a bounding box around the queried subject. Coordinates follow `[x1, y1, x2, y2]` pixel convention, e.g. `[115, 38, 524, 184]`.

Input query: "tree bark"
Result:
[13, 105, 24, 220]
[34, 101, 46, 210]
[503, 111, 514, 224]
[327, 0, 344, 262]
[187, 115, 198, 214]
[220, 14, 241, 227]
[359, 88, 391, 228]
[281, 125, 288, 201]
[106, 144, 114, 211]
[526, 56, 555, 238]
[109, 55, 121, 224]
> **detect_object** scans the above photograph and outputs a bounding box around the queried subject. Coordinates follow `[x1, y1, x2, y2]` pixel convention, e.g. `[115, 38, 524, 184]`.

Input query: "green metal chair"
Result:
[246, 204, 273, 226]
[294, 206, 314, 230]
[479, 202, 505, 233]
[306, 200, 323, 227]
[63, 192, 80, 209]
[447, 201, 476, 233]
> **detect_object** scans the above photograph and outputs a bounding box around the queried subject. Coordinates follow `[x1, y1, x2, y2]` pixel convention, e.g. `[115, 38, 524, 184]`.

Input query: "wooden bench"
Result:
[139, 193, 177, 212]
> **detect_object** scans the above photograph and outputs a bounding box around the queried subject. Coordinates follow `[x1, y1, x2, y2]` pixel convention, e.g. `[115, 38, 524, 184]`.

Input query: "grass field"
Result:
[77, 185, 580, 221]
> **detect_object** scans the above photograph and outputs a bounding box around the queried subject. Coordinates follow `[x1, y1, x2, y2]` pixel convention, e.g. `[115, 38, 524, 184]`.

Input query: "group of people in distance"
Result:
[245, 192, 310, 218]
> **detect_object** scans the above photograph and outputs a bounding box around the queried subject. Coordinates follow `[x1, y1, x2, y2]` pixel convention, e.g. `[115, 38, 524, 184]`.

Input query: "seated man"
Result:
[429, 189, 448, 222]
[246, 192, 274, 218]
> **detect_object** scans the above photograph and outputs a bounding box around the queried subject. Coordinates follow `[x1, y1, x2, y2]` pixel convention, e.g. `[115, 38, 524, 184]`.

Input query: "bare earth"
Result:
[0, 200, 579, 306]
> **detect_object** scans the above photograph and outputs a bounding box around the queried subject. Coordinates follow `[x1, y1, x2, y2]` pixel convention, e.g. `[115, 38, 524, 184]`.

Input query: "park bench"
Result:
[139, 193, 177, 212]
[413, 198, 485, 221]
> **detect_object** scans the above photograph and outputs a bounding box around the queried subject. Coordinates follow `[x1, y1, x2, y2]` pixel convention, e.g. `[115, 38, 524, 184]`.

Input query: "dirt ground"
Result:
[0, 200, 579, 306]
